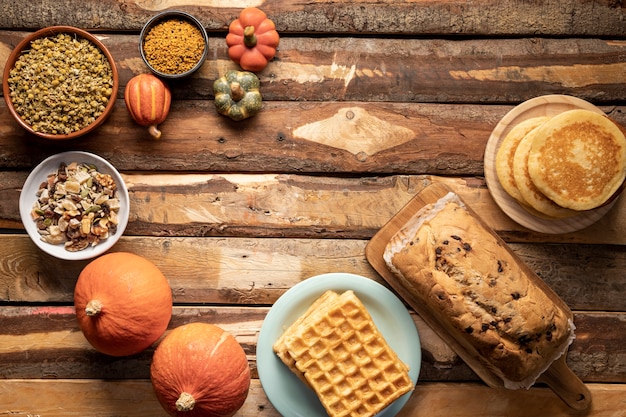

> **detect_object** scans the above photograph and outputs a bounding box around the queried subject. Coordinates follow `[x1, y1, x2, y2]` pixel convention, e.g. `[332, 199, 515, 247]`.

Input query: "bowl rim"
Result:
[139, 10, 209, 79]
[2, 26, 119, 141]
[19, 151, 130, 261]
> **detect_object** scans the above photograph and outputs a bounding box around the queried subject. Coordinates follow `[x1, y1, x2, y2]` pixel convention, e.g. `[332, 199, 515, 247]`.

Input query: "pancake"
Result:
[513, 126, 579, 219]
[496, 116, 550, 203]
[527, 109, 626, 211]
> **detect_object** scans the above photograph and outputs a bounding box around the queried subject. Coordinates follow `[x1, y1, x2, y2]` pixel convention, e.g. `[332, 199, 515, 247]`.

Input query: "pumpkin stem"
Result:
[175, 392, 196, 412]
[85, 300, 103, 317]
[148, 125, 162, 139]
[243, 25, 257, 48]
[230, 82, 245, 102]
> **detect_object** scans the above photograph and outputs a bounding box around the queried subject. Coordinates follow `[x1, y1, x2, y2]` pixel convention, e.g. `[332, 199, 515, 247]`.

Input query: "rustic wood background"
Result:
[1, 1, 626, 416]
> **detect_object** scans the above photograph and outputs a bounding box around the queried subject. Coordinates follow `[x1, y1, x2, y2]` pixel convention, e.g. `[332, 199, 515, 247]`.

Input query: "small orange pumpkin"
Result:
[226, 7, 280, 72]
[74, 252, 172, 357]
[124, 73, 171, 139]
[151, 322, 251, 417]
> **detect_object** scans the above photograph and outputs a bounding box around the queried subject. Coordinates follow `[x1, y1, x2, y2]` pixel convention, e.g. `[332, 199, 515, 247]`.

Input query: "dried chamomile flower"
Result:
[7, 33, 113, 135]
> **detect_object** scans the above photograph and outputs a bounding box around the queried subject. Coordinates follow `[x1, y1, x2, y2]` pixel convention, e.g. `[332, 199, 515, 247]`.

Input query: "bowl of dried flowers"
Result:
[3, 26, 119, 140]
[139, 10, 209, 79]
[19, 151, 129, 261]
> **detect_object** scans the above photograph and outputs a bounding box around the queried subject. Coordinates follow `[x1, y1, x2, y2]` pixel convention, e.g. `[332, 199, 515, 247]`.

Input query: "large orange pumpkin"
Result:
[151, 322, 251, 417]
[74, 252, 172, 357]
[124, 73, 171, 139]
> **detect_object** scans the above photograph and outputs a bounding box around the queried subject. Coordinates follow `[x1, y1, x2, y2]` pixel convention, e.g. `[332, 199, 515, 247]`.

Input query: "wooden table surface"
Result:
[1, 1, 626, 416]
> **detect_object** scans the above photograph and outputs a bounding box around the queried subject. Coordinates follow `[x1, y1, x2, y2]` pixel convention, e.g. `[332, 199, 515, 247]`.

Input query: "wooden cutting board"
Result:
[365, 182, 591, 410]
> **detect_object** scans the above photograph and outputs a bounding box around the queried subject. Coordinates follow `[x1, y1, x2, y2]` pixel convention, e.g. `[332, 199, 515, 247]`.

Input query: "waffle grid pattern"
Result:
[283, 292, 413, 417]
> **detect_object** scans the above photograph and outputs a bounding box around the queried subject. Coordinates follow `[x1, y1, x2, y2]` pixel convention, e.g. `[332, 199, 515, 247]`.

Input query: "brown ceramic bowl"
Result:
[139, 10, 209, 79]
[2, 26, 119, 140]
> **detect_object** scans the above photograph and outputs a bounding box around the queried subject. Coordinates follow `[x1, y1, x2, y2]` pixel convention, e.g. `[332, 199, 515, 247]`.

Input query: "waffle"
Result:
[273, 290, 340, 384]
[277, 290, 413, 417]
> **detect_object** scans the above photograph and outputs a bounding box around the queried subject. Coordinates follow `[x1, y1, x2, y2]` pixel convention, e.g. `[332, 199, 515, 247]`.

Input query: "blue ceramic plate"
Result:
[257, 273, 421, 417]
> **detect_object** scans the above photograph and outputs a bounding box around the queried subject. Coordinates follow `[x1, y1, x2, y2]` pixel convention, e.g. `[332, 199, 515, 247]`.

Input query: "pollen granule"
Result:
[142, 19, 205, 75]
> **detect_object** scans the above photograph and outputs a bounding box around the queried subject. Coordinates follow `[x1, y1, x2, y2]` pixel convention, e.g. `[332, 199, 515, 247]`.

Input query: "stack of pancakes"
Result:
[273, 290, 413, 417]
[496, 109, 626, 218]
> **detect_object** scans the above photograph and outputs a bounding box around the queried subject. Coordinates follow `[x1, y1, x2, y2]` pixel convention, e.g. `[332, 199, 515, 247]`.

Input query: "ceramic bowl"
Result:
[2, 26, 119, 140]
[19, 151, 130, 261]
[139, 10, 209, 78]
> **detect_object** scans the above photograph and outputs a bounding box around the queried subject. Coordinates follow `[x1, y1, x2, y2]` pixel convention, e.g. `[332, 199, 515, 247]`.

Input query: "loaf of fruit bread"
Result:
[383, 192, 575, 389]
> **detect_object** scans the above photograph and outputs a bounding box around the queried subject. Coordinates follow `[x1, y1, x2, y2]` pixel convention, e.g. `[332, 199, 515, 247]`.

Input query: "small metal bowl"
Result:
[19, 151, 130, 261]
[139, 10, 209, 79]
[2, 26, 119, 140]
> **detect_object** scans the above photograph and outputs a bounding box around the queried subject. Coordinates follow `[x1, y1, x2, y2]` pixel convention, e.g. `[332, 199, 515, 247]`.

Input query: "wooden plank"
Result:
[1, 305, 625, 382]
[2, 101, 624, 174]
[3, 174, 626, 244]
[0, 379, 171, 417]
[0, 379, 625, 417]
[1, 0, 624, 37]
[0, 101, 495, 173]
[1, 233, 626, 310]
[398, 382, 626, 417]
[2, 33, 626, 104]
[0, 306, 265, 380]
[0, 236, 379, 304]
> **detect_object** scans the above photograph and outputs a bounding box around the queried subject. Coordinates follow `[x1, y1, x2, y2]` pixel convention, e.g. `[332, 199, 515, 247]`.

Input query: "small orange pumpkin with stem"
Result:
[226, 7, 280, 72]
[124, 73, 171, 139]
[74, 252, 173, 357]
[151, 322, 251, 417]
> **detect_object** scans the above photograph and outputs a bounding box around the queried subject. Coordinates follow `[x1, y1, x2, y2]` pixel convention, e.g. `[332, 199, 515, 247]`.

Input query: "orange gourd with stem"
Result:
[226, 7, 280, 72]
[74, 252, 172, 357]
[151, 322, 251, 417]
[124, 73, 171, 139]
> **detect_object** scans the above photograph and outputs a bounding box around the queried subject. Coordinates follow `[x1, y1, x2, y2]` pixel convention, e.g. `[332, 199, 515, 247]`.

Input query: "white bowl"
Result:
[19, 151, 129, 260]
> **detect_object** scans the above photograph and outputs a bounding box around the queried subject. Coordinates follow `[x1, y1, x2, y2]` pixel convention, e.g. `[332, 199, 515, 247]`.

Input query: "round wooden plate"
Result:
[484, 94, 617, 234]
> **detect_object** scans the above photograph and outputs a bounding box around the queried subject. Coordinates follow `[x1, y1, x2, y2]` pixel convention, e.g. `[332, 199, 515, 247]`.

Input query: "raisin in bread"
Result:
[383, 192, 575, 389]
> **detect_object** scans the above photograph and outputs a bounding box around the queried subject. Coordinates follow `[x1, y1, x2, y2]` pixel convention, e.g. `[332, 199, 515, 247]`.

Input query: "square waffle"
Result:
[273, 290, 340, 385]
[278, 290, 413, 417]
